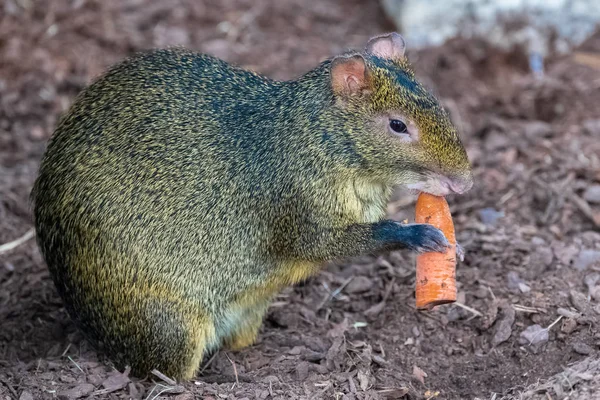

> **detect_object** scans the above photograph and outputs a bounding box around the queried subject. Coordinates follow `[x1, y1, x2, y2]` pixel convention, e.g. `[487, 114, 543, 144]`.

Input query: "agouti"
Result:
[31, 33, 472, 380]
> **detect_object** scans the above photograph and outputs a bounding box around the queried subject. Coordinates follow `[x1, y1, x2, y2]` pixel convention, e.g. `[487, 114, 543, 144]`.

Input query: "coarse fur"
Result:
[31, 34, 472, 380]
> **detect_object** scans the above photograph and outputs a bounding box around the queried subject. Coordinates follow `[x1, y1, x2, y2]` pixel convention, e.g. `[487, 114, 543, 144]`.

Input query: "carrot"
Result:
[414, 192, 457, 310]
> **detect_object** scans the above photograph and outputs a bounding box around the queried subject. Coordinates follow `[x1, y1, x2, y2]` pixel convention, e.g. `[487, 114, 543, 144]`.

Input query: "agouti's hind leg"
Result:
[223, 301, 270, 351]
[133, 296, 216, 380]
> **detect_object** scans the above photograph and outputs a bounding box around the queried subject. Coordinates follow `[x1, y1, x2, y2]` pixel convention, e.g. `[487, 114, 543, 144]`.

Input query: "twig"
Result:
[151, 369, 176, 386]
[225, 352, 239, 389]
[513, 304, 546, 314]
[60, 343, 72, 357]
[546, 315, 563, 331]
[145, 383, 174, 400]
[569, 192, 600, 227]
[67, 356, 84, 373]
[0, 228, 35, 255]
[528, 316, 563, 345]
[316, 276, 354, 310]
[454, 302, 483, 317]
[0, 376, 18, 399]
[199, 351, 219, 374]
[382, 277, 396, 303]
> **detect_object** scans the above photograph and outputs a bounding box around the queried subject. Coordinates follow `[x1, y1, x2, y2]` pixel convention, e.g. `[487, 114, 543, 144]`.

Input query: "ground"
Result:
[1, 1, 600, 399]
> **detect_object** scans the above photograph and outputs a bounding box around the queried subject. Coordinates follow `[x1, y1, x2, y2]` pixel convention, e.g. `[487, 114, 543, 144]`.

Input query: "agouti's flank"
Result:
[32, 33, 473, 380]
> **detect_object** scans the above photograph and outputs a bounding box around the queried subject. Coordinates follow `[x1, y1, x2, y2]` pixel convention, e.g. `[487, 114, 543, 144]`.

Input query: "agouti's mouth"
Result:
[405, 175, 472, 196]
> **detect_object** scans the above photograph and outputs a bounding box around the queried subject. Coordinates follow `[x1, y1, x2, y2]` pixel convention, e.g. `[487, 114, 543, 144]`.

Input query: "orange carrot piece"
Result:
[414, 192, 457, 310]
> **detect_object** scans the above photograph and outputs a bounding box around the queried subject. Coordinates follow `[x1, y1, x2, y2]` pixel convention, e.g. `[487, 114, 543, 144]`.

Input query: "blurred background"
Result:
[1, 1, 600, 399]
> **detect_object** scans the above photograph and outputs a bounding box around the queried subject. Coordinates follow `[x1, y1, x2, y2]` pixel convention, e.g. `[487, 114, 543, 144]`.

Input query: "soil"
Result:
[1, 1, 600, 399]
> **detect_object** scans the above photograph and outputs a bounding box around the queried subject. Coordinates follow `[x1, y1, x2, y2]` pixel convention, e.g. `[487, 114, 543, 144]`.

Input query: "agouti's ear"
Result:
[365, 32, 406, 61]
[330, 54, 370, 97]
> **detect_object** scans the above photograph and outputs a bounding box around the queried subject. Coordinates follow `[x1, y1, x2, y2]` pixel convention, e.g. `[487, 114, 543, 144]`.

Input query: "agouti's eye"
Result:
[389, 119, 408, 134]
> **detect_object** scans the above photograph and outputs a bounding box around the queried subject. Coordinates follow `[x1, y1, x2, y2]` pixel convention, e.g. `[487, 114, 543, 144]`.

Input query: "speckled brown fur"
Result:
[31, 34, 471, 380]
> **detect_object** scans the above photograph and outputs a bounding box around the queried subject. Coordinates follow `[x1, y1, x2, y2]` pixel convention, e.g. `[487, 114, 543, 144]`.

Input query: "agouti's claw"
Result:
[456, 242, 465, 262]
[401, 223, 450, 254]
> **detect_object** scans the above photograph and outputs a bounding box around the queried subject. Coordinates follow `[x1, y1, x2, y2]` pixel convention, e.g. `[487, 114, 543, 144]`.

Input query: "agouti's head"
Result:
[327, 33, 473, 196]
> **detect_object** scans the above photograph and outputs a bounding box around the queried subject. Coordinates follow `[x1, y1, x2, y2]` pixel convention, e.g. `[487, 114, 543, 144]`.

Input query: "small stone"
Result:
[484, 131, 510, 151]
[590, 286, 600, 302]
[404, 337, 414, 346]
[412, 326, 420, 337]
[492, 302, 515, 346]
[478, 207, 504, 226]
[573, 250, 600, 271]
[552, 242, 579, 266]
[412, 365, 427, 385]
[536, 247, 554, 267]
[372, 354, 388, 367]
[531, 236, 546, 247]
[518, 282, 531, 293]
[583, 185, 600, 204]
[101, 369, 130, 392]
[507, 271, 527, 293]
[344, 276, 373, 294]
[296, 362, 309, 381]
[523, 121, 553, 139]
[572, 342, 593, 355]
[561, 318, 578, 334]
[19, 391, 34, 400]
[519, 324, 549, 346]
[570, 290, 592, 314]
[583, 119, 600, 136]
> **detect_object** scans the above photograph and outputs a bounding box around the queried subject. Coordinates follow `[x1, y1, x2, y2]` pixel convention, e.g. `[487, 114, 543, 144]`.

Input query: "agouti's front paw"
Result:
[400, 223, 450, 254]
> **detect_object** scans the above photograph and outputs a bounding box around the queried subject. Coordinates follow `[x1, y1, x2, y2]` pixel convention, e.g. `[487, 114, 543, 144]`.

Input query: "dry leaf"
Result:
[412, 365, 427, 385]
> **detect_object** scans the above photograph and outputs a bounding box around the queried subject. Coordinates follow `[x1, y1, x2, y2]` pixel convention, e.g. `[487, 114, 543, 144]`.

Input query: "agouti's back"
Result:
[32, 34, 473, 380]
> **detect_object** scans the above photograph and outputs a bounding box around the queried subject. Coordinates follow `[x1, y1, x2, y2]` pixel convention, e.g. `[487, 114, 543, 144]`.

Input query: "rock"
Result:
[478, 207, 505, 225]
[519, 324, 549, 346]
[344, 276, 373, 294]
[583, 119, 600, 136]
[572, 342, 593, 355]
[522, 121, 553, 139]
[411, 365, 427, 385]
[536, 247, 554, 267]
[58, 384, 95, 400]
[412, 326, 420, 337]
[101, 369, 130, 392]
[492, 302, 515, 346]
[484, 131, 510, 151]
[296, 362, 309, 381]
[561, 318, 578, 334]
[531, 236, 547, 247]
[552, 242, 579, 266]
[19, 391, 34, 400]
[583, 185, 600, 204]
[588, 273, 600, 288]
[507, 271, 528, 293]
[519, 282, 531, 293]
[357, 369, 370, 390]
[573, 250, 600, 271]
[589, 286, 600, 302]
[570, 290, 592, 314]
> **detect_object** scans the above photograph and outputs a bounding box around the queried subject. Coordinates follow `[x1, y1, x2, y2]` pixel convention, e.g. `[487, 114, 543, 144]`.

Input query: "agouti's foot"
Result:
[400, 223, 450, 254]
